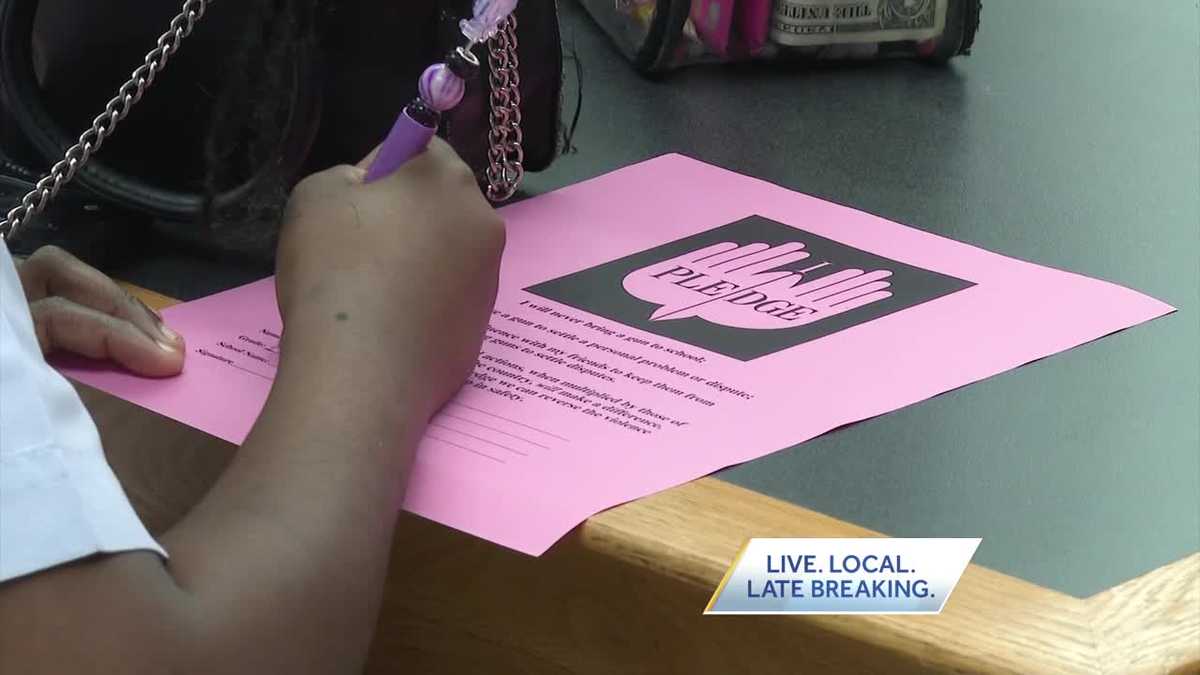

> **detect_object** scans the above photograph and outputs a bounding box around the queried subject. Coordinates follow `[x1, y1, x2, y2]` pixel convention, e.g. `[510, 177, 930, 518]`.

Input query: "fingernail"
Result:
[157, 333, 184, 352]
[135, 297, 182, 345]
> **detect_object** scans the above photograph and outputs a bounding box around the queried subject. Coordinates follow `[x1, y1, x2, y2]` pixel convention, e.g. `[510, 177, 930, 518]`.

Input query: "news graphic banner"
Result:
[705, 538, 981, 614]
[58, 154, 1175, 555]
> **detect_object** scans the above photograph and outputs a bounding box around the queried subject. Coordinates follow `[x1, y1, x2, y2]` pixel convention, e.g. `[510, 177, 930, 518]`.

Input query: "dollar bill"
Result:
[770, 0, 947, 47]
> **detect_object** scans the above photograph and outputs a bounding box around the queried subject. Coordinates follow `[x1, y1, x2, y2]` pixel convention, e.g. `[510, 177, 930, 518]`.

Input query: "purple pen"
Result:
[364, 0, 518, 183]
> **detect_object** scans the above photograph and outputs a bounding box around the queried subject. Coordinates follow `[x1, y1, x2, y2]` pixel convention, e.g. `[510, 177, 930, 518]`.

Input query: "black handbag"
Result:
[0, 0, 563, 260]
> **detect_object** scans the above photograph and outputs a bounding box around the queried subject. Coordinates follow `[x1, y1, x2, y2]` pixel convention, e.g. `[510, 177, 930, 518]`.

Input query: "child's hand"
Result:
[15, 246, 185, 376]
[275, 138, 505, 413]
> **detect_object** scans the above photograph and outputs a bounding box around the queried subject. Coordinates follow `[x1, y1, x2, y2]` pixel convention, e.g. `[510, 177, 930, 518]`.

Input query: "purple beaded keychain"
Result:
[364, 0, 519, 186]
[0, 0, 522, 242]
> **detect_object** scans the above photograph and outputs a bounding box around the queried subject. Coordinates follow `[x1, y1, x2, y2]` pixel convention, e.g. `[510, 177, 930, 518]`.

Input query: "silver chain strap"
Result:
[1, 1, 524, 241]
[0, 0, 211, 243]
[485, 15, 525, 202]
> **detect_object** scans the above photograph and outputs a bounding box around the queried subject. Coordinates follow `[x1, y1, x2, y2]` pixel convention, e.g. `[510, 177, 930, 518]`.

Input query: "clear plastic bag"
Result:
[578, 0, 981, 75]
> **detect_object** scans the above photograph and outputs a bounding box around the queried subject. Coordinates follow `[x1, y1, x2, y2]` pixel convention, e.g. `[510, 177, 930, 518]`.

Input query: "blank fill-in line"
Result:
[439, 413, 551, 448]
[425, 433, 506, 463]
[430, 424, 531, 456]
[450, 402, 570, 441]
[229, 363, 273, 381]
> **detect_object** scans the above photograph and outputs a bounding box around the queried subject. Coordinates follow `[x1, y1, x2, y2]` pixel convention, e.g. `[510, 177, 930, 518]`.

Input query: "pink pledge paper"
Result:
[59, 155, 1175, 555]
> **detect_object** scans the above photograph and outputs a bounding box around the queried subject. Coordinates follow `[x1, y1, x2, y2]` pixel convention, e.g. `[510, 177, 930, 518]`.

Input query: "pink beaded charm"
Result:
[418, 63, 466, 112]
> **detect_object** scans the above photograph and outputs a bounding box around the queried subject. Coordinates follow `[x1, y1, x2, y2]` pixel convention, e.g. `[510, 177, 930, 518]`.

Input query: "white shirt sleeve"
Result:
[1, 243, 165, 583]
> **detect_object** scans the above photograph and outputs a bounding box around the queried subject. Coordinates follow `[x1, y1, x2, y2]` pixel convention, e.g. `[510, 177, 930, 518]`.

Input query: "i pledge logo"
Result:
[623, 242, 894, 328]
[527, 216, 974, 361]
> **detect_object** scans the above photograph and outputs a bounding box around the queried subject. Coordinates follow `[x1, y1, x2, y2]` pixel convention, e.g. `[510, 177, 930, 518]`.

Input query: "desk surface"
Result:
[524, 0, 1199, 599]
[106, 0, 1198, 601]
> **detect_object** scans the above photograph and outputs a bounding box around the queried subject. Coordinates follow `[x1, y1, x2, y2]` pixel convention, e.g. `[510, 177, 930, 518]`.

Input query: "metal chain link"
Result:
[485, 15, 525, 202]
[1, 0, 524, 238]
[0, 0, 212, 243]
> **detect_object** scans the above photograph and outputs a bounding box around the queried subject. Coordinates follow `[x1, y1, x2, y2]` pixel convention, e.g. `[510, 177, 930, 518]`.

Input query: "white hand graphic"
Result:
[623, 242, 815, 321]
[622, 241, 893, 330]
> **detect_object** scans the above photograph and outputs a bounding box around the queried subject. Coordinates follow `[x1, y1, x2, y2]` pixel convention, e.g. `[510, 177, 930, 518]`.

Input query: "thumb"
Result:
[355, 144, 382, 171]
[356, 136, 455, 172]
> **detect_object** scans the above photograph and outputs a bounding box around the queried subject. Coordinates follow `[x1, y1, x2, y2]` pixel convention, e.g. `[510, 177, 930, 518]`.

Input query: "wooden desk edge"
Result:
[119, 284, 1200, 674]
[580, 478, 1199, 674]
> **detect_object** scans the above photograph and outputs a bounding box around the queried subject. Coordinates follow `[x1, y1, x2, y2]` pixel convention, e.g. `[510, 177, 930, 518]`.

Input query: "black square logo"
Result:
[526, 216, 974, 361]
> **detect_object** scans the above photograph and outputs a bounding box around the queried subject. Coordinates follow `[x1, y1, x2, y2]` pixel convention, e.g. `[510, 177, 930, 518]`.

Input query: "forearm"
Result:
[161, 302, 429, 672]
[1, 138, 501, 673]
[0, 302, 430, 674]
